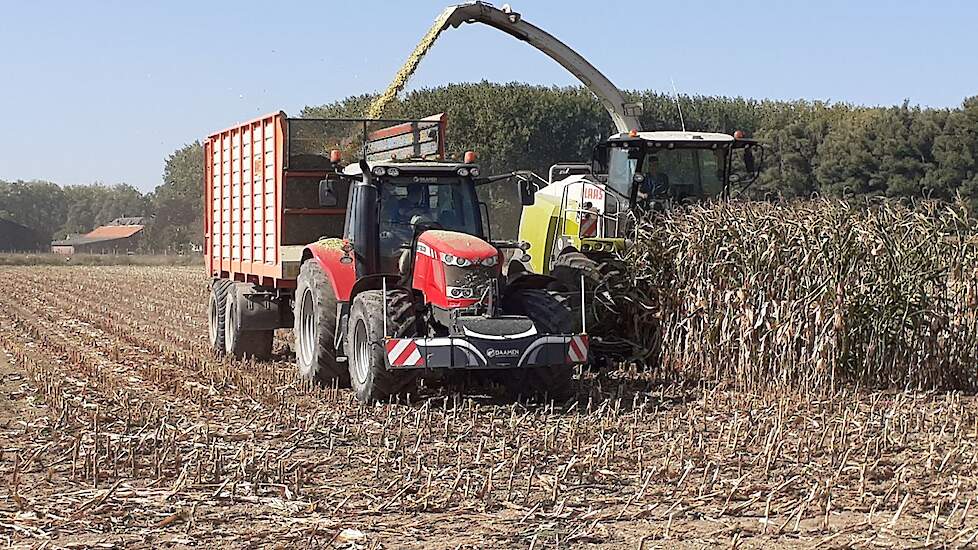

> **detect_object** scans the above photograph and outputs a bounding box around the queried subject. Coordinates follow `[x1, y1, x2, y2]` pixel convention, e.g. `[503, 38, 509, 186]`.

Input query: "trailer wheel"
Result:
[500, 289, 577, 400]
[208, 279, 231, 355]
[223, 283, 274, 360]
[295, 261, 349, 386]
[347, 289, 419, 403]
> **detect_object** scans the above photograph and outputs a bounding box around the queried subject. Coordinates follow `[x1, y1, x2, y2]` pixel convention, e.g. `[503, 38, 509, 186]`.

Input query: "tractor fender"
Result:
[303, 240, 356, 302]
[349, 274, 403, 303]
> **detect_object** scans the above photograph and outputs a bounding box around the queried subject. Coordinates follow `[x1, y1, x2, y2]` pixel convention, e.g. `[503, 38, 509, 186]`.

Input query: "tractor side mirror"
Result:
[518, 179, 535, 206]
[319, 178, 338, 207]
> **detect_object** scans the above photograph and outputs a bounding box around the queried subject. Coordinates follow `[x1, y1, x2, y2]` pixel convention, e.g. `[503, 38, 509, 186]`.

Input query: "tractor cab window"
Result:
[378, 177, 483, 262]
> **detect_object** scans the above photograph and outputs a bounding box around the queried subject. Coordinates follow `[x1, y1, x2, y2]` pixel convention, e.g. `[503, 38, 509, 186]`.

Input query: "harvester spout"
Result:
[367, 2, 641, 134]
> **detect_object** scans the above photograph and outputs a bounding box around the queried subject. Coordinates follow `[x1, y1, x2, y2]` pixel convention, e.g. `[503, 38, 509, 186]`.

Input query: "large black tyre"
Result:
[224, 283, 274, 360]
[549, 250, 602, 292]
[499, 288, 577, 400]
[295, 261, 349, 386]
[550, 251, 630, 359]
[208, 279, 231, 356]
[347, 289, 420, 403]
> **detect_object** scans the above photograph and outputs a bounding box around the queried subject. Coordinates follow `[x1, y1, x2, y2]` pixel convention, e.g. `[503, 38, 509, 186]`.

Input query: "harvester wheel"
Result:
[500, 289, 577, 400]
[295, 261, 349, 386]
[223, 283, 274, 360]
[549, 250, 602, 291]
[550, 252, 630, 359]
[347, 290, 420, 403]
[208, 279, 231, 356]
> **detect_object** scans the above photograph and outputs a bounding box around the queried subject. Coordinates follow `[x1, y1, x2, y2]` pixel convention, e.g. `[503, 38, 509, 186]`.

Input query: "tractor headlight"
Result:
[469, 167, 480, 177]
[371, 165, 386, 176]
[386, 167, 400, 177]
[457, 167, 470, 177]
[481, 255, 499, 267]
[633, 173, 646, 183]
[447, 286, 476, 299]
[441, 253, 473, 267]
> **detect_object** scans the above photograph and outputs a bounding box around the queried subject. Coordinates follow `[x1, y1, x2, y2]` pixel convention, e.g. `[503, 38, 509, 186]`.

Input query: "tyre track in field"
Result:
[0, 269, 552, 547]
[0, 273, 382, 545]
[16, 270, 303, 409]
[36, 266, 297, 368]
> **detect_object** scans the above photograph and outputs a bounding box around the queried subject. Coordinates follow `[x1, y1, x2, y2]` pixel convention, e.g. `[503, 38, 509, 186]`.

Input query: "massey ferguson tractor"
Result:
[204, 113, 587, 402]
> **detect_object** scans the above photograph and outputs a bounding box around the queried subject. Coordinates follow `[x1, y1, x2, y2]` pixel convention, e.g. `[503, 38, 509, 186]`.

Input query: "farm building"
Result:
[51, 217, 147, 254]
[0, 218, 46, 251]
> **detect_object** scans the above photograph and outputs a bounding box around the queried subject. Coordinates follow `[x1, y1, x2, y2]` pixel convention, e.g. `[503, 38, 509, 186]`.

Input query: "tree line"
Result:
[4, 82, 976, 248]
[0, 143, 202, 252]
[306, 83, 978, 203]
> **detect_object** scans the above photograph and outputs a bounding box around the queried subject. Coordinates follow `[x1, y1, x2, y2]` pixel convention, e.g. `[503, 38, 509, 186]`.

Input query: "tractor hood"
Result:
[413, 230, 501, 309]
[418, 230, 498, 263]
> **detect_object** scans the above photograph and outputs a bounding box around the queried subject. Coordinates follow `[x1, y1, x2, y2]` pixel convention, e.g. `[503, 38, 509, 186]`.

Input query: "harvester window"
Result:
[607, 147, 638, 198]
[643, 148, 727, 200]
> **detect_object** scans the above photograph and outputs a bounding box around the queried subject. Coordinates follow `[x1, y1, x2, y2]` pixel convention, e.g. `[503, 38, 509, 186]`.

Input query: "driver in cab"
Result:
[397, 183, 432, 223]
[636, 155, 670, 204]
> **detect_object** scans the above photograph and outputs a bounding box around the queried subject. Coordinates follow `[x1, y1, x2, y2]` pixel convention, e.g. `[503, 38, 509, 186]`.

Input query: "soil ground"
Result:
[1, 265, 976, 549]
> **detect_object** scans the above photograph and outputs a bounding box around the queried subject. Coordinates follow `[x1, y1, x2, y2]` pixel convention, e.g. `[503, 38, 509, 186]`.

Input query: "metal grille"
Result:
[286, 116, 445, 170]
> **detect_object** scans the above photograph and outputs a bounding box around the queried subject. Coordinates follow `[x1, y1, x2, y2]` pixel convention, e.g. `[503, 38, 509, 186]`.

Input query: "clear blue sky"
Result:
[1, 0, 975, 192]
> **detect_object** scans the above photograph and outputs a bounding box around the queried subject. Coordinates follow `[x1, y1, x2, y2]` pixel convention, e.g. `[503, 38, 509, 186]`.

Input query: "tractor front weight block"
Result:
[384, 334, 588, 370]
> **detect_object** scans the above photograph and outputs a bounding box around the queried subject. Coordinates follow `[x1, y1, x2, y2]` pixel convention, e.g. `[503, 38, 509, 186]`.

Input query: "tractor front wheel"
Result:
[347, 289, 420, 403]
[500, 288, 577, 401]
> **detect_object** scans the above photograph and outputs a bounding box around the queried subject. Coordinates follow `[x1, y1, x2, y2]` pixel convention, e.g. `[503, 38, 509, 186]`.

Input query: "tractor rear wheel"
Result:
[224, 283, 274, 360]
[295, 261, 349, 386]
[347, 289, 420, 403]
[208, 279, 231, 356]
[500, 288, 577, 401]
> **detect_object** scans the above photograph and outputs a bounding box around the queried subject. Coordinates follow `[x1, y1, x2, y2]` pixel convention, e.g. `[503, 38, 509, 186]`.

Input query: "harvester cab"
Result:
[517, 130, 763, 281]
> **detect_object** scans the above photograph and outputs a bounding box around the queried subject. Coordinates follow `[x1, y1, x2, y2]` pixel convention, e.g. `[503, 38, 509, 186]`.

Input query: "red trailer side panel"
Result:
[204, 112, 286, 284]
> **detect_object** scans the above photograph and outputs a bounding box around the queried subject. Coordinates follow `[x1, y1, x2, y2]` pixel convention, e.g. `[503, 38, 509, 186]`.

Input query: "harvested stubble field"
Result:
[1, 212, 978, 548]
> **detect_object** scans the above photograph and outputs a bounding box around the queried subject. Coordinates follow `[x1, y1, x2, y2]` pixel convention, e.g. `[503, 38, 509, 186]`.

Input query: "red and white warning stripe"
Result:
[567, 335, 589, 364]
[385, 338, 425, 367]
[579, 212, 599, 237]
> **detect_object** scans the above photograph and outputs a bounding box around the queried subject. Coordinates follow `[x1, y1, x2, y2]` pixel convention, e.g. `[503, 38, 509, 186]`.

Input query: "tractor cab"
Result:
[341, 159, 487, 276]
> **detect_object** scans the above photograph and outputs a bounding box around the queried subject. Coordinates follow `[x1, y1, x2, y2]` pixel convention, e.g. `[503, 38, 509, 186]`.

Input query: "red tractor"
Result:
[205, 113, 588, 402]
